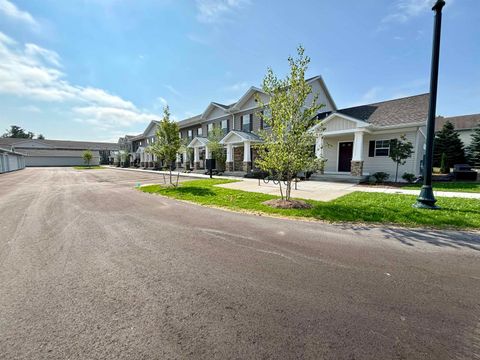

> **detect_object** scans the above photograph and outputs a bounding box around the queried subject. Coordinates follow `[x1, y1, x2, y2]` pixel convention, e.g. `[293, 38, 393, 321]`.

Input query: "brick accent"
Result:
[194, 161, 200, 170]
[233, 147, 243, 171]
[243, 161, 252, 172]
[350, 161, 364, 176]
[226, 161, 233, 171]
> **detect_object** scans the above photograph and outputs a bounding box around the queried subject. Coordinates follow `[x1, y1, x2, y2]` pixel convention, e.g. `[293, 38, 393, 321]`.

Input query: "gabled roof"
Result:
[201, 102, 232, 119]
[19, 149, 100, 157]
[219, 130, 262, 144]
[230, 86, 265, 111]
[436, 114, 480, 131]
[336, 93, 429, 127]
[187, 136, 209, 148]
[0, 147, 26, 156]
[142, 120, 160, 137]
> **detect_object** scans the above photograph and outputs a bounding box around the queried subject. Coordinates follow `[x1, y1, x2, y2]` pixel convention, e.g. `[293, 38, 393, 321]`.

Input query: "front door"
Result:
[338, 142, 353, 172]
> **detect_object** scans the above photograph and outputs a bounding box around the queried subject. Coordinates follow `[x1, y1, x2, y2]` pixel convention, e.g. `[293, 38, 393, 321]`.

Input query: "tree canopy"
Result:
[255, 45, 324, 201]
[2, 125, 35, 139]
[466, 125, 480, 167]
[433, 121, 465, 168]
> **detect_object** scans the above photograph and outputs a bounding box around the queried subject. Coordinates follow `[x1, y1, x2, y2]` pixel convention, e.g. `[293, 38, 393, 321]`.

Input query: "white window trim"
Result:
[375, 139, 390, 157]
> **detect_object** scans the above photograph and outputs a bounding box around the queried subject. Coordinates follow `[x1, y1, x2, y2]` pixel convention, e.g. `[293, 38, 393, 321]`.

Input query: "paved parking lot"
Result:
[0, 167, 479, 359]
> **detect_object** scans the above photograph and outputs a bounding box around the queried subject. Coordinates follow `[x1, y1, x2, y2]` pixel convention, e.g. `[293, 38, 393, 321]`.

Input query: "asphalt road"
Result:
[0, 167, 479, 360]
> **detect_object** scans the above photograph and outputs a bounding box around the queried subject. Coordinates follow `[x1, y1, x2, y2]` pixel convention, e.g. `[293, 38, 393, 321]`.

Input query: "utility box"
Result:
[206, 158, 216, 171]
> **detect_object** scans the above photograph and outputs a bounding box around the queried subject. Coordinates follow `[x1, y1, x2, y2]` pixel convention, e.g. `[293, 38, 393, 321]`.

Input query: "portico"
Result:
[187, 137, 209, 170]
[313, 113, 371, 176]
[220, 130, 262, 172]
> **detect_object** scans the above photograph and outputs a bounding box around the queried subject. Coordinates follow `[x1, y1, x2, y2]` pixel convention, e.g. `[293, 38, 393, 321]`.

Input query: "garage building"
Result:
[0, 139, 119, 167]
[0, 147, 26, 173]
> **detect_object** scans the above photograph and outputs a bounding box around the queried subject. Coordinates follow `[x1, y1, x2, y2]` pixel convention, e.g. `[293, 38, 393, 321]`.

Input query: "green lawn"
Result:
[140, 179, 480, 229]
[403, 181, 480, 193]
[73, 165, 103, 170]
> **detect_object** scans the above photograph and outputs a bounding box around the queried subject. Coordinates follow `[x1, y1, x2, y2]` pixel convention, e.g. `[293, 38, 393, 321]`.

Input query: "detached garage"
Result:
[0, 147, 26, 173]
[0, 138, 119, 167]
[21, 149, 101, 167]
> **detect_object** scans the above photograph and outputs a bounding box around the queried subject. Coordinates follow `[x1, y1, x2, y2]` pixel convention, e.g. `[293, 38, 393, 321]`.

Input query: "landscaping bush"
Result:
[440, 152, 450, 174]
[244, 169, 269, 179]
[371, 172, 390, 184]
[402, 172, 416, 183]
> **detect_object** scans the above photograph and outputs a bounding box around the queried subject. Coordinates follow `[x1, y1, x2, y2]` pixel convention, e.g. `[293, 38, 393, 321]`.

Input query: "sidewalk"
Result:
[105, 166, 480, 201]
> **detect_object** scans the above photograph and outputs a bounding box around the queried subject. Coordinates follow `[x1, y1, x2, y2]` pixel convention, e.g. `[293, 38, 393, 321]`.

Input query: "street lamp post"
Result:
[414, 0, 446, 209]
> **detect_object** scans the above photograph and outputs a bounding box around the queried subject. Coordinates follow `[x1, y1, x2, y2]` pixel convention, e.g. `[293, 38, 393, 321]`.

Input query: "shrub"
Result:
[402, 172, 416, 183]
[371, 172, 390, 184]
[440, 152, 450, 174]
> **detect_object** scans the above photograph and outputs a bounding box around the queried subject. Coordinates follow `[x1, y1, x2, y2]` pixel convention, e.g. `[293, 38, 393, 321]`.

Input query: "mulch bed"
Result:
[263, 199, 312, 209]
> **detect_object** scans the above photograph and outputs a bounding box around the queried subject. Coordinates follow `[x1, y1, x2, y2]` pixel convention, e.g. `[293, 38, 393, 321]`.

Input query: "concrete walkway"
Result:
[106, 166, 480, 201]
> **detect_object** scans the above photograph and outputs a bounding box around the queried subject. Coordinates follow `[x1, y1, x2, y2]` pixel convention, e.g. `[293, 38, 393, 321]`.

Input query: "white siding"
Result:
[324, 118, 357, 132]
[363, 131, 419, 178]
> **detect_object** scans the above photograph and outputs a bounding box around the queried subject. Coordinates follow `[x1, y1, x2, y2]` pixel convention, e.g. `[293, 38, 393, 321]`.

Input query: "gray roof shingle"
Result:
[0, 138, 119, 150]
[435, 114, 480, 131]
[337, 93, 430, 127]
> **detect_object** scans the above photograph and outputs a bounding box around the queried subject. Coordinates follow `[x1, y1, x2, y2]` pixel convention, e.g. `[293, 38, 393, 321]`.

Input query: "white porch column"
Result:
[243, 141, 251, 172]
[205, 145, 211, 159]
[243, 141, 251, 162]
[194, 147, 200, 162]
[226, 144, 233, 162]
[315, 136, 323, 158]
[351, 131, 364, 176]
[183, 150, 188, 165]
[176, 153, 181, 162]
[352, 131, 364, 161]
[226, 143, 233, 171]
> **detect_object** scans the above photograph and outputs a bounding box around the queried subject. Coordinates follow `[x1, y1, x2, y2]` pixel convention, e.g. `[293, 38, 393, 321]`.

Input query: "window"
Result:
[261, 109, 271, 129]
[375, 140, 390, 156]
[197, 127, 203, 136]
[188, 129, 193, 139]
[221, 119, 229, 135]
[242, 114, 251, 132]
[207, 123, 214, 134]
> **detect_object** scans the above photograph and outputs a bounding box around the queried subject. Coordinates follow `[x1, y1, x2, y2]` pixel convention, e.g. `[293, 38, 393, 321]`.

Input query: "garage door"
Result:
[26, 156, 100, 167]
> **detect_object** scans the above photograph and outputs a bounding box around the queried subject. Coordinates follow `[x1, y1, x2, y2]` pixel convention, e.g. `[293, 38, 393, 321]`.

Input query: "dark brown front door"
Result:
[338, 142, 353, 172]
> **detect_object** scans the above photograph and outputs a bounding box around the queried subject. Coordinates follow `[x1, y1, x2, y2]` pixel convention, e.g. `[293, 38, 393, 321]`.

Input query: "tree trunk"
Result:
[278, 179, 284, 200]
[395, 163, 399, 183]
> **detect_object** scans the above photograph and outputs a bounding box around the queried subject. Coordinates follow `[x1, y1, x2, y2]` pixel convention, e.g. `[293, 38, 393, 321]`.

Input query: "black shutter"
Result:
[260, 111, 264, 130]
[368, 141, 375, 157]
[249, 113, 253, 132]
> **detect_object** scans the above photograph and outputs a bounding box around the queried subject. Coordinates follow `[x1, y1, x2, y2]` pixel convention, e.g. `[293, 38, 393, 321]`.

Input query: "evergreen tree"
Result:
[466, 125, 480, 167]
[2, 125, 34, 139]
[433, 121, 465, 169]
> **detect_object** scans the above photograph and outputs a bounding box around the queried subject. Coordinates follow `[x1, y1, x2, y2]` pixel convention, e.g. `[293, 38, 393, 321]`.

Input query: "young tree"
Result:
[82, 150, 93, 167]
[433, 121, 465, 169]
[207, 126, 226, 172]
[37, 134, 45, 140]
[2, 125, 34, 139]
[389, 134, 414, 182]
[147, 106, 181, 185]
[466, 125, 480, 168]
[255, 45, 324, 203]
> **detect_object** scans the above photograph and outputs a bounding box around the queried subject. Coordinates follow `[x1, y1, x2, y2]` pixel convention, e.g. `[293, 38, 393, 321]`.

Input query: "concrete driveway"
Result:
[0, 167, 479, 359]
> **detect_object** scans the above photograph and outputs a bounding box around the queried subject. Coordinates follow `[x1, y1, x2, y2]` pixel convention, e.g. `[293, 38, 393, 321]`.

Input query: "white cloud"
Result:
[381, 0, 436, 24]
[164, 84, 181, 97]
[25, 43, 62, 67]
[0, 31, 158, 133]
[195, 0, 250, 23]
[156, 96, 168, 107]
[0, 0, 38, 26]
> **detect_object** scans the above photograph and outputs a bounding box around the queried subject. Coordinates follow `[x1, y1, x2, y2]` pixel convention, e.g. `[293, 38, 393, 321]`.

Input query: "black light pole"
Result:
[414, 0, 445, 209]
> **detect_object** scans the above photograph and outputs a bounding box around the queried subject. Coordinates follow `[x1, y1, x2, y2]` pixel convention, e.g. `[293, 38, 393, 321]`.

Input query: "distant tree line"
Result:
[2, 125, 45, 140]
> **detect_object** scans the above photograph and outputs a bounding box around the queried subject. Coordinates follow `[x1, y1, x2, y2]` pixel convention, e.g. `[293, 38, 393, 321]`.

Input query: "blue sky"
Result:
[0, 0, 478, 142]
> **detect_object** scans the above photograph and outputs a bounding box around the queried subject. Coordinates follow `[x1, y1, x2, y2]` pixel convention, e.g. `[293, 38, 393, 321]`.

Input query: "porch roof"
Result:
[187, 136, 209, 148]
[219, 130, 262, 145]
